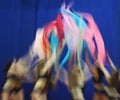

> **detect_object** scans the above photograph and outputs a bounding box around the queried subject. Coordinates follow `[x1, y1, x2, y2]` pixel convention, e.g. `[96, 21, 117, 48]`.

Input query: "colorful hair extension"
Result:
[43, 15, 64, 69]
[43, 21, 56, 55]
[62, 9, 80, 50]
[59, 8, 86, 70]
[77, 20, 84, 69]
[59, 14, 75, 68]
[43, 14, 64, 54]
[83, 27, 96, 59]
[59, 48, 71, 69]
[81, 13, 106, 63]
[50, 31, 59, 53]
[63, 16, 76, 51]
[30, 28, 45, 60]
[56, 14, 64, 48]
[72, 11, 96, 59]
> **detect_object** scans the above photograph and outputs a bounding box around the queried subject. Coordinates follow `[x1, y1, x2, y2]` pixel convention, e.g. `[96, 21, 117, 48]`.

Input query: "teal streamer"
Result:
[50, 31, 59, 53]
[59, 48, 71, 69]
[58, 9, 87, 69]
[59, 8, 86, 28]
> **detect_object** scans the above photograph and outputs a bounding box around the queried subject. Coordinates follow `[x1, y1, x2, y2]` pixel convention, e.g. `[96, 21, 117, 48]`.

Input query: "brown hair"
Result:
[109, 71, 119, 87]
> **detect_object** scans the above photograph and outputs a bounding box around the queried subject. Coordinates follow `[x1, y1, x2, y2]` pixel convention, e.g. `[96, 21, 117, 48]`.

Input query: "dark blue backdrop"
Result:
[0, 0, 120, 100]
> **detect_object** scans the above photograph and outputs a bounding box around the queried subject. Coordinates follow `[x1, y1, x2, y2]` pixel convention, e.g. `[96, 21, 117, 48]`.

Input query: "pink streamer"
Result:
[82, 13, 106, 63]
[62, 12, 79, 53]
[83, 27, 96, 59]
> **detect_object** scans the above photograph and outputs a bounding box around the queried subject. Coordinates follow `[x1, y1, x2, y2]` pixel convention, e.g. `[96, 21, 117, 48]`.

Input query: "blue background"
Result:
[0, 0, 120, 100]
